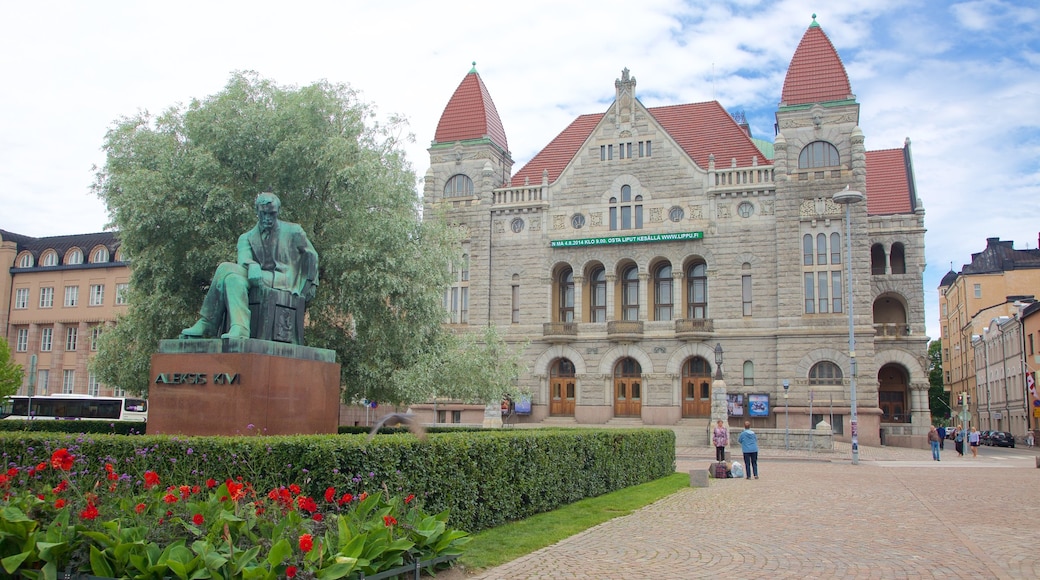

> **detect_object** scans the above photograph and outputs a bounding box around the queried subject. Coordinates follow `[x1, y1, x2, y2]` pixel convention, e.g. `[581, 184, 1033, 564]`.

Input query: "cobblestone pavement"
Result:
[469, 444, 1040, 579]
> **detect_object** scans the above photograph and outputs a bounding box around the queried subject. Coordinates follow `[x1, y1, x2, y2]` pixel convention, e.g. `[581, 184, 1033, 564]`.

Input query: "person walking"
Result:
[968, 427, 980, 458]
[712, 420, 729, 462]
[928, 426, 941, 461]
[738, 421, 759, 479]
[937, 425, 946, 450]
[1027, 430, 1034, 448]
[954, 424, 964, 456]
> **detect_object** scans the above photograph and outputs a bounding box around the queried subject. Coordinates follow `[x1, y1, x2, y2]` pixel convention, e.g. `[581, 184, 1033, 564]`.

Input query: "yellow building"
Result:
[1, 229, 130, 396]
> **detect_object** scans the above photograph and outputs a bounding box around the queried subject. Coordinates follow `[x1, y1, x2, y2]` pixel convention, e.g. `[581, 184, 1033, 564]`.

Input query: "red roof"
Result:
[866, 148, 914, 215]
[510, 102, 766, 187]
[433, 70, 508, 153]
[780, 24, 852, 106]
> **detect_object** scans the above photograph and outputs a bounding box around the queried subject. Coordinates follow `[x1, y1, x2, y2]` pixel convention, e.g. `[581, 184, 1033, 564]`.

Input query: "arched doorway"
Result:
[878, 363, 910, 423]
[613, 358, 642, 417]
[682, 357, 712, 417]
[550, 359, 576, 416]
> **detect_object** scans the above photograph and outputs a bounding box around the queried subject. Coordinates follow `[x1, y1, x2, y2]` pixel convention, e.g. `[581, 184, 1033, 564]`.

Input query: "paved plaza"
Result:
[467, 443, 1040, 579]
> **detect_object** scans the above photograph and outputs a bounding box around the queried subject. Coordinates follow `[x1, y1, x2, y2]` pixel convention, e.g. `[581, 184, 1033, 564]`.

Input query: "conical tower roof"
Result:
[780, 16, 853, 106]
[433, 63, 508, 153]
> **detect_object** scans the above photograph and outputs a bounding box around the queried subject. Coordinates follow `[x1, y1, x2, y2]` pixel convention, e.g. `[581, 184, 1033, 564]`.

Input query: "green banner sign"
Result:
[551, 231, 704, 248]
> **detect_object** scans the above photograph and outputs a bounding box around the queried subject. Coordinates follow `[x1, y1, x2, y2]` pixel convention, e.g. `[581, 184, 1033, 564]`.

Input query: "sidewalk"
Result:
[469, 444, 1040, 579]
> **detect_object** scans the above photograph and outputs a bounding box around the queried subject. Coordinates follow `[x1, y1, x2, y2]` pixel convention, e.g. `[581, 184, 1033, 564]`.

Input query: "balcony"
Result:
[874, 323, 910, 339]
[607, 320, 643, 342]
[542, 322, 578, 343]
[675, 318, 714, 340]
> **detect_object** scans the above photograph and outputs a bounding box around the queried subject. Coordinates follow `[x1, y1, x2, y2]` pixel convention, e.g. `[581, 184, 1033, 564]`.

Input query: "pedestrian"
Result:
[954, 424, 964, 456]
[1027, 431, 1035, 448]
[928, 425, 941, 461]
[738, 420, 759, 479]
[968, 427, 980, 458]
[712, 420, 729, 462]
[937, 425, 946, 450]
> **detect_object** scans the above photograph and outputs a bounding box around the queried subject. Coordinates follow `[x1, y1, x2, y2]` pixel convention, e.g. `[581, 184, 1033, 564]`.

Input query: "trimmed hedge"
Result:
[0, 428, 674, 532]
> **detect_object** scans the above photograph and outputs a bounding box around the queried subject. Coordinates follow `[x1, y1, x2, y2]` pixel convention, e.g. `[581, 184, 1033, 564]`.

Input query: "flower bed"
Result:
[0, 448, 469, 579]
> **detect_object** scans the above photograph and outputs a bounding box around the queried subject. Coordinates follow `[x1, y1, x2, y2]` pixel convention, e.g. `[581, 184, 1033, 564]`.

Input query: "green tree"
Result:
[92, 72, 459, 403]
[927, 339, 950, 424]
[0, 337, 23, 400]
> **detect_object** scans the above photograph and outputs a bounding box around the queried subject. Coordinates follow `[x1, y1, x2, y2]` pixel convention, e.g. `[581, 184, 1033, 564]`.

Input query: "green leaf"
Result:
[265, 538, 292, 566]
[89, 545, 116, 578]
[1, 551, 32, 574]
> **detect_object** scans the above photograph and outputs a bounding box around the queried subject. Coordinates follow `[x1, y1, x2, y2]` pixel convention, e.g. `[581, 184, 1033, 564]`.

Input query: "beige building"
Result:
[1, 229, 129, 397]
[420, 19, 930, 445]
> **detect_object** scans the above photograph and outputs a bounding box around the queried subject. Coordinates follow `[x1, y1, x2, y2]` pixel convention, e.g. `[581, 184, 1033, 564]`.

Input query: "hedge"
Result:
[0, 428, 675, 532]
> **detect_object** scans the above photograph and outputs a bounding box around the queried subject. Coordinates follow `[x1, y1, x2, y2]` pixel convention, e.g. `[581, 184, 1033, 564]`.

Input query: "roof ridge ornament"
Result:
[469, 61, 477, 73]
[811, 13, 819, 28]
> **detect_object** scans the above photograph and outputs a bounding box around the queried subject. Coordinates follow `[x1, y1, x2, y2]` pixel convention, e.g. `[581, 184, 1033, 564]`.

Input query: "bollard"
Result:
[689, 469, 709, 487]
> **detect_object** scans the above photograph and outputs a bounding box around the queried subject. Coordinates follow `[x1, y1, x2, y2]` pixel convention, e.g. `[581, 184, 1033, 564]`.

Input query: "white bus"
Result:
[0, 395, 148, 422]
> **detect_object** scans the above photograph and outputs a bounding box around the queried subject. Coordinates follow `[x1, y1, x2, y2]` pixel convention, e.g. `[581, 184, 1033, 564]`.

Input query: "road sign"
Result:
[959, 409, 971, 422]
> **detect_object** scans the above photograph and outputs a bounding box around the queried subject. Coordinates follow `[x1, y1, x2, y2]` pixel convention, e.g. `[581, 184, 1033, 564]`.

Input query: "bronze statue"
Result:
[181, 192, 318, 342]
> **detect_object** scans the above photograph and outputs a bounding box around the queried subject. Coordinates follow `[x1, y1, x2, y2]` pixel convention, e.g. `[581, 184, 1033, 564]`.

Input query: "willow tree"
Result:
[92, 72, 458, 404]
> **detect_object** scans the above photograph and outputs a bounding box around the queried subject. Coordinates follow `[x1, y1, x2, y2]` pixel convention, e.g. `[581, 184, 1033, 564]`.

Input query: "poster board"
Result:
[748, 394, 770, 417]
[727, 393, 744, 417]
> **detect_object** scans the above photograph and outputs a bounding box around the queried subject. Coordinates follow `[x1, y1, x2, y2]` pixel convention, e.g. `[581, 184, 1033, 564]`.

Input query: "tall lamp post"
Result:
[833, 186, 864, 465]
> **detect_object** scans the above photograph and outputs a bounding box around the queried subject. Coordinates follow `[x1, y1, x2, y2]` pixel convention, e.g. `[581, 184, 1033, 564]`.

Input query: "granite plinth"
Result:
[149, 345, 341, 436]
[158, 338, 336, 363]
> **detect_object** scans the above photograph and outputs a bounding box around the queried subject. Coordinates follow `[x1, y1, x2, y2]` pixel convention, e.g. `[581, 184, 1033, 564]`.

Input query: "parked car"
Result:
[979, 430, 995, 446]
[989, 431, 1016, 448]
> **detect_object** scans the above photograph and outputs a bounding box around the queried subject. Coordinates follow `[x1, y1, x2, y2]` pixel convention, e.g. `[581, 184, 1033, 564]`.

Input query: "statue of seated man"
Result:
[181, 192, 318, 340]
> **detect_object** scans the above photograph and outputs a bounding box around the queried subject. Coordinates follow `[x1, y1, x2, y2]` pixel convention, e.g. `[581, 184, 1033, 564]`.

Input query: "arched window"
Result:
[609, 186, 643, 230]
[743, 361, 755, 386]
[558, 268, 574, 322]
[890, 243, 906, 274]
[830, 233, 841, 264]
[809, 361, 844, 385]
[17, 253, 34, 268]
[803, 234, 813, 266]
[66, 248, 83, 265]
[589, 267, 607, 322]
[871, 244, 887, 275]
[91, 246, 109, 263]
[687, 262, 707, 319]
[444, 174, 474, 197]
[816, 234, 827, 265]
[621, 266, 639, 321]
[798, 141, 840, 168]
[653, 263, 673, 321]
[41, 251, 58, 267]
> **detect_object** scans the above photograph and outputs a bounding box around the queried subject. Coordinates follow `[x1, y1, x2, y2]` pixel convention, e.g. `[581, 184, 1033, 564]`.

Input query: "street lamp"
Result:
[783, 379, 790, 450]
[714, 343, 724, 379]
[833, 186, 865, 465]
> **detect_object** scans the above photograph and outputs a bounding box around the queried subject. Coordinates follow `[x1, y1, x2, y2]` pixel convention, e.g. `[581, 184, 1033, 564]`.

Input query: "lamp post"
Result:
[783, 379, 790, 450]
[833, 186, 864, 465]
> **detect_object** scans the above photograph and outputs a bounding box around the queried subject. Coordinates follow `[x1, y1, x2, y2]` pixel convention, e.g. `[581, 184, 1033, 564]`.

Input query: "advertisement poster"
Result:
[748, 394, 770, 417]
[727, 393, 744, 417]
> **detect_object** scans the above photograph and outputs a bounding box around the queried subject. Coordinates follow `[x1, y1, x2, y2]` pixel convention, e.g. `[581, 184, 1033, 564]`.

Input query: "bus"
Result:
[0, 395, 148, 422]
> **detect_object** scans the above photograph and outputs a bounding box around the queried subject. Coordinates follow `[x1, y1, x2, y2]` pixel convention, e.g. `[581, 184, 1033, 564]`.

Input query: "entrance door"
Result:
[550, 358, 576, 416]
[613, 358, 642, 417]
[682, 357, 712, 417]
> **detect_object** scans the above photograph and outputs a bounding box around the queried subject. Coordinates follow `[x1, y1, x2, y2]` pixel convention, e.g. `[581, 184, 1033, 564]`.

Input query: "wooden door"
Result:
[550, 378, 576, 416]
[614, 378, 642, 417]
[682, 357, 712, 417]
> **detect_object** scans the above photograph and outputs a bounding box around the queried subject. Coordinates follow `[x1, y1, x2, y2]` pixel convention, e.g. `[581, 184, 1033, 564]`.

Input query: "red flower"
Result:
[359, 492, 368, 501]
[405, 494, 415, 504]
[35, 462, 47, 472]
[163, 493, 178, 504]
[143, 471, 160, 489]
[324, 487, 336, 502]
[53, 480, 69, 494]
[106, 472, 119, 481]
[312, 513, 323, 522]
[54, 499, 66, 509]
[285, 566, 297, 578]
[0, 474, 7, 487]
[205, 478, 217, 488]
[104, 463, 114, 473]
[227, 481, 245, 501]
[179, 485, 191, 499]
[80, 503, 99, 520]
[338, 493, 353, 505]
[297, 496, 317, 513]
[299, 533, 313, 553]
[193, 513, 204, 526]
[383, 515, 397, 527]
[50, 449, 74, 471]
[6, 467, 17, 476]
[289, 484, 301, 495]
[192, 485, 200, 494]
[134, 503, 146, 514]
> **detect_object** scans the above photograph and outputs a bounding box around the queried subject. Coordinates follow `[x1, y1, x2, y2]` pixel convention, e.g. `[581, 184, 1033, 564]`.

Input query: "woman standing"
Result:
[969, 427, 980, 458]
[928, 425, 941, 461]
[954, 424, 964, 456]
[738, 421, 759, 479]
[712, 420, 729, 462]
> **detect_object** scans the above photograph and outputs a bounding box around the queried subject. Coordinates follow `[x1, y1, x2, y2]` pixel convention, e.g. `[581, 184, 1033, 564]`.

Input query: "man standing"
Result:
[928, 426, 941, 461]
[937, 425, 946, 450]
[181, 192, 318, 341]
[738, 421, 759, 480]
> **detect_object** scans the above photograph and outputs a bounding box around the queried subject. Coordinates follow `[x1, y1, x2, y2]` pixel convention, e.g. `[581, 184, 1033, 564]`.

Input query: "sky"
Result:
[2, 0, 1038, 341]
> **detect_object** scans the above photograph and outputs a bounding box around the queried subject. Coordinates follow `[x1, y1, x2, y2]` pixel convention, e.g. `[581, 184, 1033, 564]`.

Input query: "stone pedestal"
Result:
[707, 378, 729, 442]
[148, 338, 340, 436]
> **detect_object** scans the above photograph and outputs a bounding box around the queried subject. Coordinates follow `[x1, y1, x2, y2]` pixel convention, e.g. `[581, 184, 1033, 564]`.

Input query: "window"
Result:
[831, 271, 843, 313]
[511, 276, 520, 324]
[571, 214, 585, 229]
[444, 174, 473, 197]
[830, 233, 842, 265]
[590, 268, 607, 322]
[803, 235, 814, 266]
[687, 263, 707, 319]
[817, 234, 827, 265]
[653, 264, 673, 321]
[446, 248, 469, 324]
[66, 248, 83, 265]
[743, 361, 755, 386]
[65, 327, 78, 351]
[741, 267, 752, 316]
[40, 328, 53, 352]
[88, 373, 101, 396]
[16, 328, 28, 352]
[558, 268, 575, 322]
[974, 284, 981, 299]
[15, 288, 28, 309]
[115, 283, 129, 305]
[890, 243, 906, 274]
[461, 254, 469, 282]
[91, 326, 103, 351]
[41, 251, 58, 267]
[62, 370, 75, 394]
[64, 286, 79, 307]
[809, 361, 843, 385]
[804, 232, 843, 314]
[18, 253, 33, 268]
[609, 186, 643, 230]
[90, 284, 105, 306]
[798, 141, 840, 168]
[638, 140, 652, 157]
[668, 206, 684, 222]
[871, 244, 886, 274]
[621, 266, 639, 321]
[510, 218, 524, 233]
[738, 201, 754, 218]
[92, 247, 109, 263]
[804, 273, 815, 313]
[38, 370, 49, 395]
[40, 287, 54, 308]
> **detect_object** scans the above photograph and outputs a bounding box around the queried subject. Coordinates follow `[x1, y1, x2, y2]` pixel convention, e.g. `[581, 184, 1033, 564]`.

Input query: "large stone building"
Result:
[421, 18, 930, 445]
[1, 229, 129, 397]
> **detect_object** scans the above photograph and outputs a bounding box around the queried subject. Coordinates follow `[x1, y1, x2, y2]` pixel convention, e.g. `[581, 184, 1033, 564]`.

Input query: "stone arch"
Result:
[597, 344, 653, 375]
[874, 347, 927, 381]
[666, 342, 721, 375]
[532, 345, 588, 377]
[795, 347, 849, 378]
